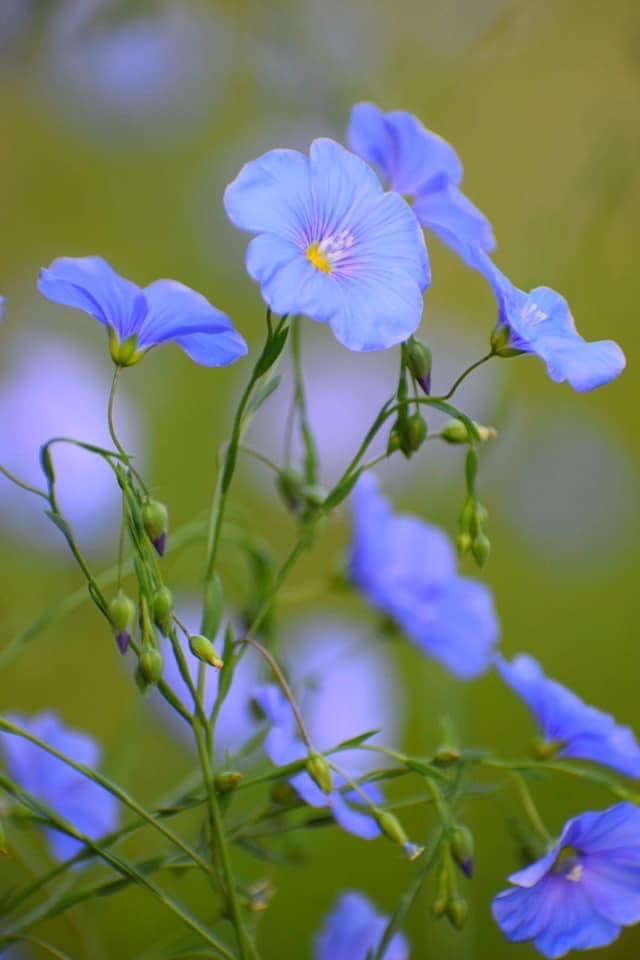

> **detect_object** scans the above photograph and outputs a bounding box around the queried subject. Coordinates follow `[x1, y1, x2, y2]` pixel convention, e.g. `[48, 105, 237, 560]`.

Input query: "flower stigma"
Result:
[306, 230, 355, 274]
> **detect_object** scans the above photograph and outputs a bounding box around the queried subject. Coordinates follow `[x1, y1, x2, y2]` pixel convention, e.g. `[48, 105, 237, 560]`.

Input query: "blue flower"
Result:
[493, 802, 640, 958]
[469, 244, 625, 391]
[496, 654, 640, 777]
[224, 137, 430, 352]
[350, 474, 499, 678]
[347, 102, 495, 265]
[315, 891, 409, 960]
[252, 684, 382, 839]
[0, 712, 119, 862]
[38, 256, 247, 367]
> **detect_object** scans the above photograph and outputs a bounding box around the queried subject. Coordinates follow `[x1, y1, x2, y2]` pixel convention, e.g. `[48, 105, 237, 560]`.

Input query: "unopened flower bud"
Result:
[276, 468, 305, 512]
[214, 771, 243, 793]
[471, 533, 491, 568]
[152, 586, 174, 635]
[189, 634, 223, 669]
[450, 825, 474, 878]
[136, 647, 163, 691]
[470, 503, 488, 538]
[432, 894, 448, 918]
[406, 413, 427, 452]
[387, 426, 403, 455]
[109, 591, 135, 655]
[142, 500, 169, 556]
[406, 337, 432, 394]
[441, 419, 470, 444]
[375, 809, 422, 859]
[446, 895, 468, 930]
[270, 782, 299, 807]
[433, 746, 462, 766]
[456, 533, 472, 556]
[306, 751, 333, 795]
[302, 484, 327, 508]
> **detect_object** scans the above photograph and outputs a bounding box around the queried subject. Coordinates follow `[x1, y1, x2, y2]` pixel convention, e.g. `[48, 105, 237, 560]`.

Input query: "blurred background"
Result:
[1, 0, 639, 957]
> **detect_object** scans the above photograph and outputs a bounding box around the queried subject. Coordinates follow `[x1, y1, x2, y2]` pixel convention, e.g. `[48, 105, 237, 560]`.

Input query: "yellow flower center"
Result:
[306, 242, 332, 274]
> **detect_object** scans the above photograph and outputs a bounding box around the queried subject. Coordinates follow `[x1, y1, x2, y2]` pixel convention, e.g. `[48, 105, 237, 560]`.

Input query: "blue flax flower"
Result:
[0, 712, 118, 862]
[252, 684, 382, 839]
[224, 137, 430, 351]
[496, 654, 640, 777]
[350, 474, 499, 678]
[38, 255, 247, 367]
[347, 102, 495, 264]
[470, 244, 625, 391]
[315, 891, 409, 960]
[494, 802, 640, 957]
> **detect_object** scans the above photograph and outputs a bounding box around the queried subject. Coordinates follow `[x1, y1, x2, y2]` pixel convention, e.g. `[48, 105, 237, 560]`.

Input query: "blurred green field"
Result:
[1, 1, 639, 957]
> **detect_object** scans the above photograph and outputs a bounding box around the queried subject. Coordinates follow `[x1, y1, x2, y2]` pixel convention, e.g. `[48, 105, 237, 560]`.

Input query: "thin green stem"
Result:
[290, 317, 319, 484]
[0, 464, 49, 500]
[508, 771, 552, 845]
[238, 445, 281, 474]
[439, 351, 495, 401]
[107, 365, 128, 459]
[9, 936, 72, 960]
[246, 637, 312, 748]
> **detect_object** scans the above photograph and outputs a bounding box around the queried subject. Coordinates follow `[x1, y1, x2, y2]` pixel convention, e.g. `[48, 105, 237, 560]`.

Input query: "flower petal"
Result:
[38, 256, 144, 339]
[582, 858, 640, 926]
[140, 279, 247, 366]
[315, 891, 409, 960]
[246, 233, 338, 320]
[413, 183, 495, 261]
[224, 148, 312, 245]
[331, 790, 380, 839]
[347, 102, 463, 195]
[308, 137, 385, 231]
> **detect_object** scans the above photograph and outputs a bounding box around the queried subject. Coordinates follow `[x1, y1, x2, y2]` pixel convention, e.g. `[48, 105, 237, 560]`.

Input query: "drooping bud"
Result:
[456, 532, 472, 557]
[306, 750, 333, 795]
[450, 825, 474, 878]
[214, 771, 243, 793]
[405, 337, 432, 394]
[446, 895, 468, 930]
[471, 533, 491, 568]
[375, 810, 424, 859]
[387, 426, 403, 455]
[109, 591, 135, 654]
[441, 419, 470, 444]
[276, 468, 305, 513]
[142, 499, 169, 556]
[136, 647, 163, 692]
[405, 413, 427, 452]
[188, 634, 224, 669]
[152, 586, 174, 635]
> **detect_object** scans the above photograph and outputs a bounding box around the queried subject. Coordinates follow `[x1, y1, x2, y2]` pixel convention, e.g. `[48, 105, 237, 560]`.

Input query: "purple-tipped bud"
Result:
[109, 591, 135, 655]
[142, 500, 169, 556]
[406, 337, 432, 394]
[115, 632, 130, 655]
[450, 825, 474, 878]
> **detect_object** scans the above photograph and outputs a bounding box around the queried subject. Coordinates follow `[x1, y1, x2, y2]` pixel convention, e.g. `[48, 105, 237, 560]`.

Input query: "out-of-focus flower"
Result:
[43, 1, 226, 141]
[496, 654, 640, 776]
[224, 137, 430, 351]
[493, 802, 640, 958]
[0, 333, 143, 552]
[348, 102, 495, 265]
[253, 683, 382, 839]
[469, 245, 625, 391]
[39, 256, 246, 368]
[0, 712, 118, 862]
[350, 474, 499, 677]
[315, 890, 409, 959]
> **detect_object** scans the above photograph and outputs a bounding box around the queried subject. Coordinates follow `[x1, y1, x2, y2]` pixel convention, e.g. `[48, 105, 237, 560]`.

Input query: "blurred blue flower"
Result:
[253, 683, 382, 839]
[493, 802, 640, 958]
[224, 137, 430, 351]
[0, 333, 144, 553]
[348, 102, 495, 265]
[350, 474, 499, 677]
[38, 256, 247, 367]
[496, 654, 640, 777]
[0, 712, 118, 862]
[315, 890, 409, 960]
[469, 245, 625, 391]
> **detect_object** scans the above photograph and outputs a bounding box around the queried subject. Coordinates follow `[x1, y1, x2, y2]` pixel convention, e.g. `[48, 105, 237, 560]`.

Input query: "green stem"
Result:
[508, 771, 552, 845]
[290, 317, 319, 484]
[0, 464, 49, 500]
[107, 365, 128, 459]
[440, 351, 495, 401]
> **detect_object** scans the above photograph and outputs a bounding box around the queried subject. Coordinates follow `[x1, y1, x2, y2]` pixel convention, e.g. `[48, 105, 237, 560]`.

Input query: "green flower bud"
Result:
[446, 895, 468, 930]
[406, 337, 432, 393]
[142, 499, 169, 556]
[375, 809, 408, 846]
[441, 419, 470, 444]
[456, 532, 472, 557]
[471, 533, 491, 568]
[301, 484, 327, 508]
[214, 771, 243, 793]
[109, 591, 135, 654]
[189, 634, 224, 669]
[136, 647, 163, 691]
[276, 468, 305, 512]
[450, 825, 474, 878]
[306, 750, 333, 795]
[432, 894, 448, 918]
[406, 413, 427, 452]
[433, 746, 462, 766]
[152, 586, 174, 635]
[470, 502, 488, 538]
[387, 426, 403, 455]
[270, 782, 299, 807]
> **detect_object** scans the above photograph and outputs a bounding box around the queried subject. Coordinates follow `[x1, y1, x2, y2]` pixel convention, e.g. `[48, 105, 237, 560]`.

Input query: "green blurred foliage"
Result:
[1, 1, 639, 957]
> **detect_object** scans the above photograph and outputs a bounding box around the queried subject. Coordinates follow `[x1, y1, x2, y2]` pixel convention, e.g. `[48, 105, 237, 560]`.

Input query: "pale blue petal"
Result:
[315, 891, 409, 960]
[401, 577, 499, 678]
[329, 269, 424, 351]
[347, 102, 463, 195]
[38, 255, 145, 338]
[224, 148, 312, 245]
[413, 183, 495, 261]
[493, 876, 565, 946]
[509, 847, 560, 888]
[582, 859, 640, 926]
[140, 279, 247, 365]
[331, 791, 380, 839]
[309, 137, 384, 230]
[246, 233, 338, 320]
[564, 804, 640, 859]
[534, 882, 619, 958]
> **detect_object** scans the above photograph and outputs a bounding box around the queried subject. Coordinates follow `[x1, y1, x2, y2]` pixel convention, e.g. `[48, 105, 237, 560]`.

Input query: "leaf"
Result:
[246, 375, 282, 416]
[334, 729, 381, 751]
